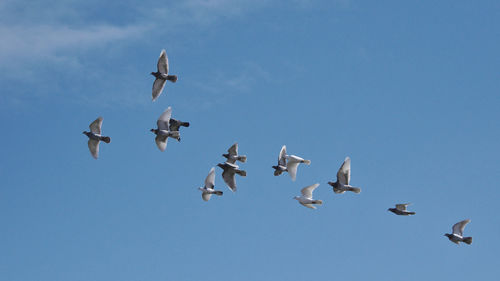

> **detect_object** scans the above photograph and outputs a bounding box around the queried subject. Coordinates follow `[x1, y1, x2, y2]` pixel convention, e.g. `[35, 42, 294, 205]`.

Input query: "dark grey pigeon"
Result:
[445, 219, 472, 245]
[222, 143, 247, 164]
[168, 118, 190, 142]
[150, 107, 179, 152]
[198, 167, 223, 201]
[272, 145, 287, 176]
[82, 117, 111, 159]
[388, 203, 415, 216]
[328, 157, 361, 194]
[217, 162, 246, 192]
[151, 49, 177, 102]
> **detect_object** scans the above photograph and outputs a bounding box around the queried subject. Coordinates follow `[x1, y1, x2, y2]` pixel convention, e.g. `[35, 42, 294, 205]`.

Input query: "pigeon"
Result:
[222, 143, 247, 164]
[328, 157, 361, 194]
[151, 49, 178, 101]
[217, 162, 247, 192]
[272, 145, 288, 176]
[150, 107, 180, 151]
[168, 118, 190, 142]
[445, 219, 472, 245]
[198, 167, 223, 201]
[294, 183, 323, 209]
[388, 203, 415, 216]
[285, 149, 311, 181]
[82, 117, 111, 159]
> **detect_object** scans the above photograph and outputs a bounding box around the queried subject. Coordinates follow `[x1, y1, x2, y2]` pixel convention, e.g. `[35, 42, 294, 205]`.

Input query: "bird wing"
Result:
[88, 139, 99, 159]
[452, 219, 470, 236]
[278, 145, 287, 166]
[204, 167, 215, 189]
[301, 183, 320, 199]
[155, 135, 168, 152]
[152, 78, 166, 101]
[202, 192, 212, 201]
[89, 117, 103, 134]
[157, 49, 169, 74]
[222, 169, 237, 192]
[286, 161, 299, 181]
[157, 107, 172, 130]
[169, 119, 180, 131]
[396, 203, 409, 211]
[301, 203, 317, 209]
[336, 157, 351, 185]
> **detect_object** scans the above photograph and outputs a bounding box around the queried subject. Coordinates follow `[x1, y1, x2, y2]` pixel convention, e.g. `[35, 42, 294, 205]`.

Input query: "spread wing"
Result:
[89, 117, 103, 134]
[204, 167, 215, 189]
[88, 139, 99, 159]
[169, 119, 180, 132]
[152, 78, 166, 101]
[301, 183, 320, 199]
[286, 161, 299, 181]
[336, 157, 351, 185]
[452, 219, 470, 236]
[157, 49, 169, 74]
[278, 145, 287, 166]
[396, 203, 409, 211]
[155, 135, 168, 152]
[202, 192, 212, 201]
[301, 203, 317, 209]
[157, 107, 172, 130]
[222, 169, 237, 192]
[228, 143, 238, 156]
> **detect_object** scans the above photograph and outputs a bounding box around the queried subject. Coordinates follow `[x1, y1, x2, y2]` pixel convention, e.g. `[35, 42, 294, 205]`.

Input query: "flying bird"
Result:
[328, 157, 361, 194]
[82, 117, 111, 159]
[294, 183, 323, 209]
[150, 107, 180, 151]
[168, 118, 190, 142]
[285, 151, 311, 181]
[272, 145, 288, 176]
[198, 167, 223, 201]
[388, 203, 415, 216]
[445, 219, 472, 245]
[222, 143, 247, 164]
[217, 162, 246, 192]
[151, 49, 178, 101]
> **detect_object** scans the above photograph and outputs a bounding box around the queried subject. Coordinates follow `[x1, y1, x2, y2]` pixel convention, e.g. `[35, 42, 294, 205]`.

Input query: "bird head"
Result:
[150, 72, 156, 76]
[222, 153, 229, 158]
[150, 129, 156, 133]
[82, 131, 87, 135]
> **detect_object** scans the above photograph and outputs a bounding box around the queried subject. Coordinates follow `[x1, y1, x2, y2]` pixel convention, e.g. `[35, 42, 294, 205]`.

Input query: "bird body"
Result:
[294, 183, 322, 209]
[82, 117, 111, 159]
[151, 49, 177, 101]
[199, 167, 223, 201]
[445, 219, 472, 245]
[217, 162, 247, 192]
[222, 143, 247, 164]
[328, 157, 361, 194]
[388, 203, 415, 216]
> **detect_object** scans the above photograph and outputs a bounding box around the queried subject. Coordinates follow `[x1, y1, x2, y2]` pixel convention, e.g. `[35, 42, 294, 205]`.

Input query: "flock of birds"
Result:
[82, 49, 473, 246]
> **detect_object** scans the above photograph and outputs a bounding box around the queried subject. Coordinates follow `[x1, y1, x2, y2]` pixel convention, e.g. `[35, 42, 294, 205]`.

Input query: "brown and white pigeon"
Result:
[222, 143, 247, 164]
[445, 219, 472, 245]
[294, 183, 323, 209]
[388, 203, 415, 216]
[328, 157, 361, 194]
[82, 117, 111, 159]
[151, 49, 177, 101]
[198, 167, 223, 201]
[150, 107, 179, 152]
[217, 162, 246, 192]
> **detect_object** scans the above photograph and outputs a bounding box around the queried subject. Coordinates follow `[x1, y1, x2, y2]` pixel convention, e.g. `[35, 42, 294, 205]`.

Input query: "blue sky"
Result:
[1, 0, 499, 280]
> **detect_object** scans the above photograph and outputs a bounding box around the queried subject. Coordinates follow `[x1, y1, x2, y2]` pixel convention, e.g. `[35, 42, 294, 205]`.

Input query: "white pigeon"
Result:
[445, 219, 472, 245]
[82, 117, 111, 159]
[285, 150, 311, 181]
[150, 107, 180, 151]
[328, 157, 361, 194]
[294, 183, 323, 209]
[222, 143, 247, 164]
[151, 49, 178, 102]
[198, 167, 223, 201]
[217, 162, 247, 192]
[272, 145, 288, 176]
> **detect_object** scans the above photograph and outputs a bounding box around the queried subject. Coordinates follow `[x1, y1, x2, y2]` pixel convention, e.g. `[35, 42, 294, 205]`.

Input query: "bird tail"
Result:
[180, 121, 190, 127]
[214, 191, 223, 196]
[312, 200, 323, 205]
[167, 75, 178, 82]
[407, 212, 416, 215]
[347, 186, 361, 194]
[101, 136, 111, 143]
[237, 155, 247, 163]
[463, 237, 472, 245]
[301, 159, 311, 165]
[235, 169, 247, 177]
